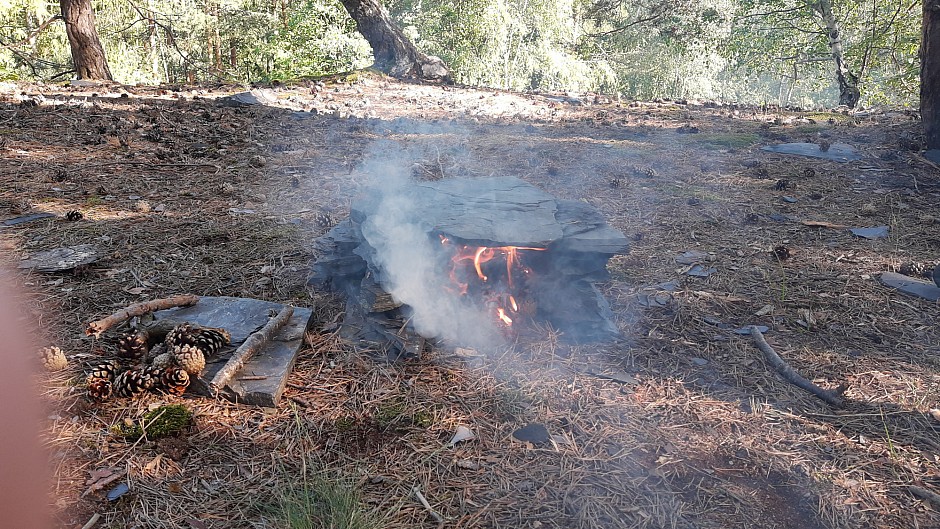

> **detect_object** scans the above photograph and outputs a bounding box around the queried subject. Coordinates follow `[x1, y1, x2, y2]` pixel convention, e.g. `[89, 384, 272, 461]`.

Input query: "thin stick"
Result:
[209, 306, 293, 394]
[412, 485, 444, 524]
[749, 326, 847, 407]
[85, 295, 199, 337]
[80, 513, 101, 529]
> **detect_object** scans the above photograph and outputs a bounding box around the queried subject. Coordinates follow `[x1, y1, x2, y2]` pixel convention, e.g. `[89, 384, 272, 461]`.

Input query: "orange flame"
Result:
[440, 235, 545, 328]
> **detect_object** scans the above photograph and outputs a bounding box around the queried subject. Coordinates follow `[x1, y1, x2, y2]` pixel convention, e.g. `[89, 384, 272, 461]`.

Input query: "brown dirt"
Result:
[2, 74, 939, 529]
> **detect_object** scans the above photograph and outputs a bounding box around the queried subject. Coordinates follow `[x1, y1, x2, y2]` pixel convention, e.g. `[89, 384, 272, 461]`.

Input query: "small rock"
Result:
[512, 423, 550, 445]
[690, 357, 708, 366]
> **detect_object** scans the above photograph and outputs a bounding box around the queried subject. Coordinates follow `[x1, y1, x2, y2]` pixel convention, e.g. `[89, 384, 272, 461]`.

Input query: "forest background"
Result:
[0, 0, 922, 108]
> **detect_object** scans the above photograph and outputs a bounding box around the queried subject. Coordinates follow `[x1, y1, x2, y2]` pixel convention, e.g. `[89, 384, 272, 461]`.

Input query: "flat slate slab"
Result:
[152, 296, 313, 407]
[762, 142, 861, 162]
[879, 272, 940, 302]
[18, 244, 100, 272]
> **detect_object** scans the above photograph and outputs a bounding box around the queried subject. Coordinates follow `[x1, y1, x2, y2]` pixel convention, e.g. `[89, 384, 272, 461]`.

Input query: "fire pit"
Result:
[311, 176, 629, 355]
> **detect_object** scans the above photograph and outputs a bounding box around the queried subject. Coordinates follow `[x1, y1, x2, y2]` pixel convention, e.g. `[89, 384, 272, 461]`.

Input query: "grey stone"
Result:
[17, 244, 100, 272]
[217, 89, 278, 108]
[2, 212, 55, 227]
[762, 142, 862, 162]
[152, 296, 313, 407]
[850, 226, 889, 239]
[512, 423, 551, 444]
[686, 265, 717, 277]
[734, 325, 769, 335]
[879, 272, 940, 302]
[676, 250, 708, 265]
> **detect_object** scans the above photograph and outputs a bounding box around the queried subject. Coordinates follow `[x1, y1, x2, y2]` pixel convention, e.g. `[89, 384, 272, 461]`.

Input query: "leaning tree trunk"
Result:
[813, 0, 860, 107]
[923, 1, 940, 149]
[338, 0, 450, 82]
[59, 0, 113, 80]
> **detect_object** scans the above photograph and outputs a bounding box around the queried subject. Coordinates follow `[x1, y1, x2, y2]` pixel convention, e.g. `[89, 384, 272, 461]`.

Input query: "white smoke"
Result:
[355, 140, 504, 349]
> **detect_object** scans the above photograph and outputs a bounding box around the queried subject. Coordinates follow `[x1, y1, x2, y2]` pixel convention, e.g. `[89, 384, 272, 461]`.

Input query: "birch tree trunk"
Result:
[812, 0, 860, 107]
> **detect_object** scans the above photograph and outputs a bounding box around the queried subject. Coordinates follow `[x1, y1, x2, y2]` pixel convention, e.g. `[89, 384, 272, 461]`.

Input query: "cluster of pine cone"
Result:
[86, 323, 231, 402]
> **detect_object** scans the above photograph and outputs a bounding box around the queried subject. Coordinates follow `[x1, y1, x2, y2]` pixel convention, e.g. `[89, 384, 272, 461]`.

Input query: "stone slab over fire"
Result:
[311, 176, 630, 352]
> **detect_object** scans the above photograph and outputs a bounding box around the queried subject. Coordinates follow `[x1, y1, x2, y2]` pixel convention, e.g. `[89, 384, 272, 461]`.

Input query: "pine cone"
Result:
[117, 329, 150, 360]
[314, 211, 335, 228]
[86, 360, 120, 384]
[145, 342, 167, 363]
[159, 367, 190, 396]
[39, 346, 68, 371]
[192, 328, 230, 356]
[173, 344, 206, 375]
[896, 262, 932, 278]
[166, 323, 229, 356]
[113, 366, 160, 398]
[87, 379, 113, 402]
[151, 352, 176, 369]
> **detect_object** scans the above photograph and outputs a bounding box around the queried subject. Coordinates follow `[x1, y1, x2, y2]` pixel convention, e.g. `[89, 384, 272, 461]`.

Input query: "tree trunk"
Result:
[923, 1, 940, 149]
[338, 0, 451, 82]
[59, 0, 112, 80]
[813, 0, 860, 107]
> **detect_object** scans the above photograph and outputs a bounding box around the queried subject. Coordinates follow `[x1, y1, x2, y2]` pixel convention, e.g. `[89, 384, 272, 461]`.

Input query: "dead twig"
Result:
[412, 485, 444, 524]
[85, 295, 199, 337]
[80, 513, 101, 529]
[209, 305, 294, 394]
[749, 326, 847, 407]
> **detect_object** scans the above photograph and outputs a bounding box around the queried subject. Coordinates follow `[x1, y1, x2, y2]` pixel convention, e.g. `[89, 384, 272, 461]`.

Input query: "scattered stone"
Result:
[18, 244, 100, 272]
[762, 142, 861, 162]
[879, 272, 940, 302]
[1, 212, 55, 227]
[685, 265, 717, 278]
[733, 325, 769, 335]
[691, 357, 709, 366]
[447, 425, 475, 447]
[676, 250, 709, 265]
[107, 483, 130, 502]
[782, 196, 798, 203]
[512, 423, 551, 445]
[850, 226, 889, 240]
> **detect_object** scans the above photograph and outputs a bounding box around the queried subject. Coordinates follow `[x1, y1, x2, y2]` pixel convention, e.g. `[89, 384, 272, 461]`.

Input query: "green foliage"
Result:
[111, 404, 194, 441]
[0, 0, 923, 106]
[270, 474, 380, 529]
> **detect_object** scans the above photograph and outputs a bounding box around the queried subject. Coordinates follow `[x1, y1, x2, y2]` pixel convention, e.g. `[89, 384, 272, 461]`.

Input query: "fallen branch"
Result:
[85, 295, 199, 337]
[209, 306, 293, 394]
[412, 486, 444, 524]
[749, 326, 847, 407]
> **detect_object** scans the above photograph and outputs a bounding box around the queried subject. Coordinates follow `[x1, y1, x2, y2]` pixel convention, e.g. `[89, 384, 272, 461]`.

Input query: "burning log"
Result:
[310, 176, 629, 355]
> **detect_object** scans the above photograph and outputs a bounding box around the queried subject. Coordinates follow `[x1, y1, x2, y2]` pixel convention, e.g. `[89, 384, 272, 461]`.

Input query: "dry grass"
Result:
[2, 77, 939, 528]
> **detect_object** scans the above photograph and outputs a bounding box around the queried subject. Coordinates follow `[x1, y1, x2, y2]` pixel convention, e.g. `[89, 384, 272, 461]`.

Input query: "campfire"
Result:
[311, 176, 629, 356]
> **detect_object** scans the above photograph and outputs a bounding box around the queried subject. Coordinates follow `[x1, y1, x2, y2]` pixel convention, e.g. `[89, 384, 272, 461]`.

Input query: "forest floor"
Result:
[1, 73, 939, 529]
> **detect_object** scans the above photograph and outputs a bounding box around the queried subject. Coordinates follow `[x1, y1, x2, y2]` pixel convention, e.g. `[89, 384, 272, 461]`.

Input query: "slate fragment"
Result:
[761, 142, 861, 162]
[17, 244, 100, 272]
[512, 423, 551, 445]
[850, 226, 889, 240]
[879, 272, 940, 302]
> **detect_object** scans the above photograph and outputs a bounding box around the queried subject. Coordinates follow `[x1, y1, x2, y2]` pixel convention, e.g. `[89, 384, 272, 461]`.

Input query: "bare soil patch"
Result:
[2, 75, 939, 529]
